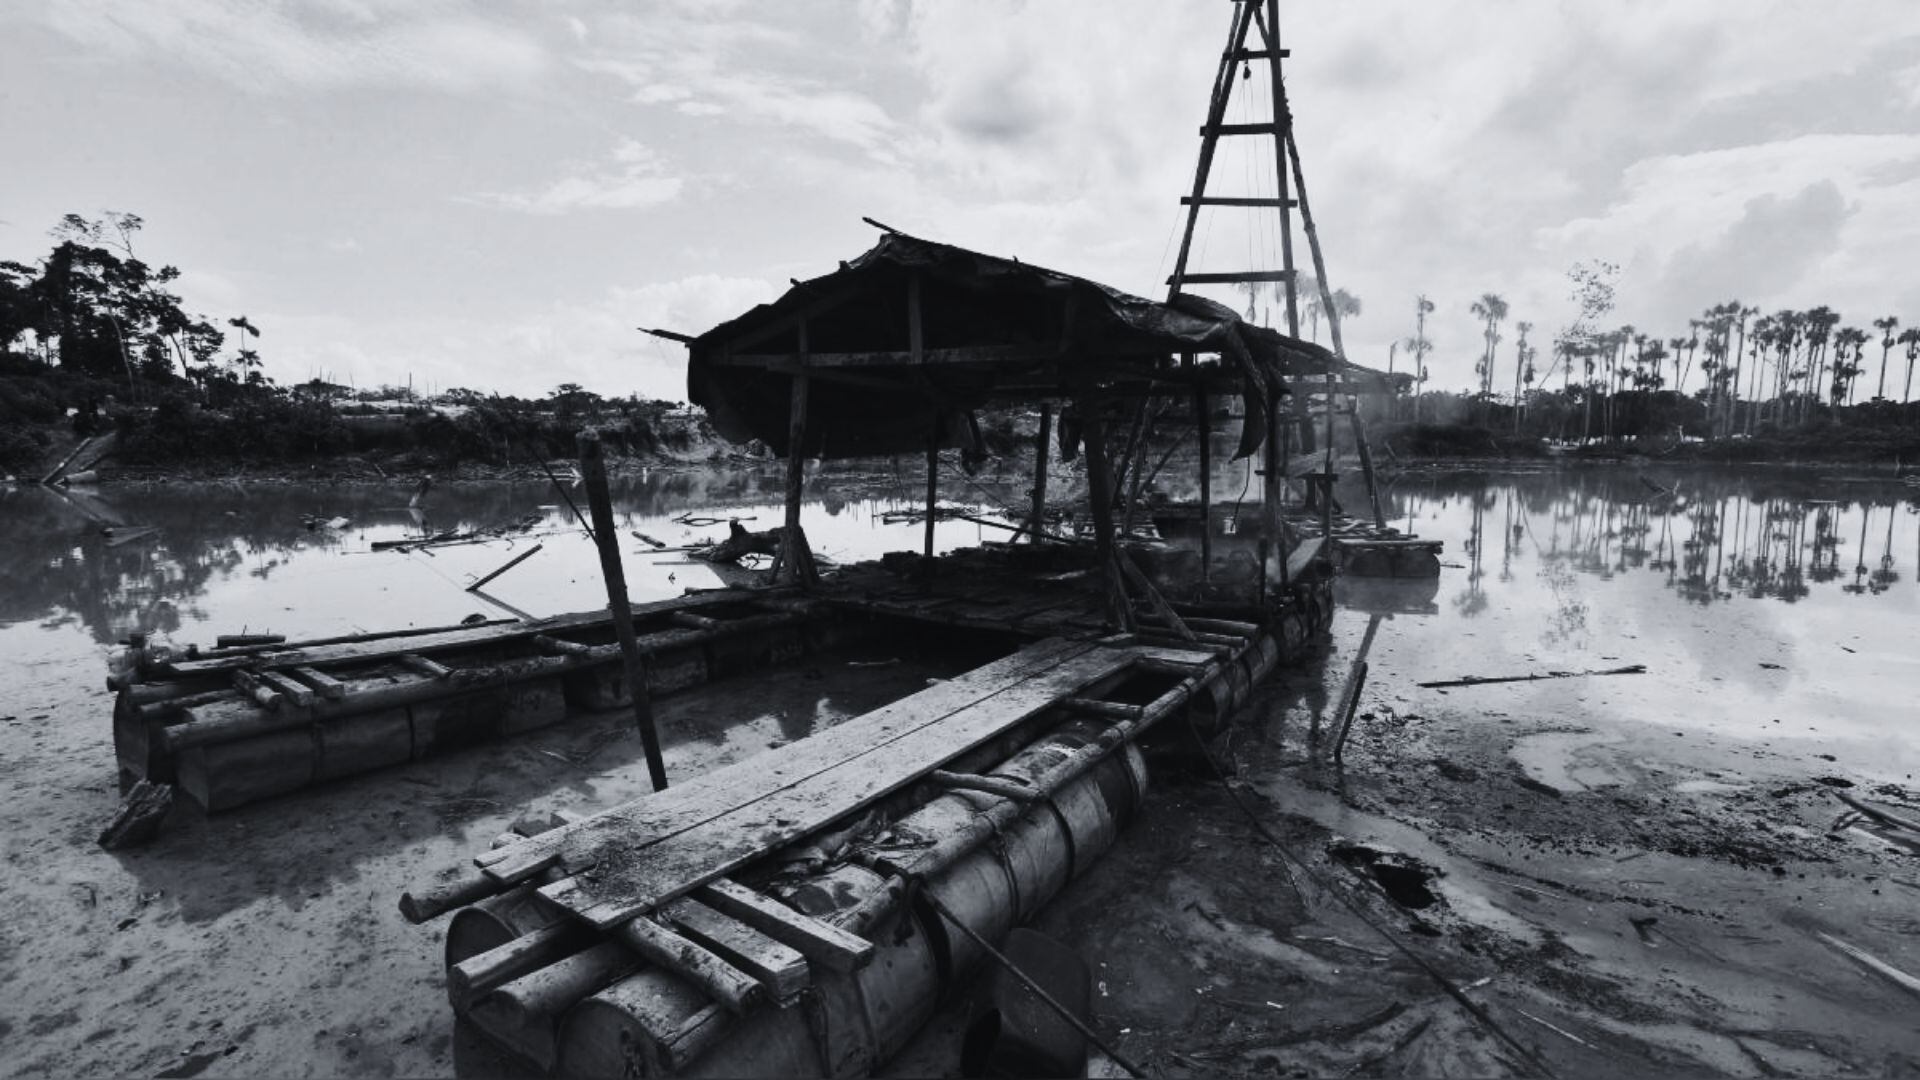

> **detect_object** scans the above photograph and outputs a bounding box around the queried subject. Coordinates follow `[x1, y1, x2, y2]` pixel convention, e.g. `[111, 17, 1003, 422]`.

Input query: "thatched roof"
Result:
[682, 230, 1399, 459]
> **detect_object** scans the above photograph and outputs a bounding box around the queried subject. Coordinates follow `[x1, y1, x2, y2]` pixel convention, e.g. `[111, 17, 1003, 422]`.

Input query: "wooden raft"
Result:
[478, 637, 1141, 928]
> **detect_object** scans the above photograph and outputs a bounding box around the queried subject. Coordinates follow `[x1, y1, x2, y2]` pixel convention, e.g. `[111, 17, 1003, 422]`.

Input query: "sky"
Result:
[4, 0, 1919, 402]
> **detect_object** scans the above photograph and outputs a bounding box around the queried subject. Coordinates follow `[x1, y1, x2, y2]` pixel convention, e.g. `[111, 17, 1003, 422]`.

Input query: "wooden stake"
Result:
[1348, 406, 1387, 529]
[578, 431, 667, 792]
[782, 321, 814, 588]
[922, 426, 939, 582]
[1079, 394, 1132, 631]
[1195, 386, 1212, 578]
[466, 543, 543, 592]
[1029, 402, 1052, 544]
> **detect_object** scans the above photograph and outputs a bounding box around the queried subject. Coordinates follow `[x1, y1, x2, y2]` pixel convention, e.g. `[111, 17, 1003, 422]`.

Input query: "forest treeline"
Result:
[0, 213, 722, 474]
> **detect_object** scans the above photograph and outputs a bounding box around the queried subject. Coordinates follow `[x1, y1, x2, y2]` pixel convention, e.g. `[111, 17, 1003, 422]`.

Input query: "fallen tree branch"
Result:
[1834, 791, 1920, 835]
[1418, 664, 1645, 689]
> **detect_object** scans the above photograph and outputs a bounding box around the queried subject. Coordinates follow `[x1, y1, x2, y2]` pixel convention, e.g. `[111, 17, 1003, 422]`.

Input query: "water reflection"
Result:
[1367, 470, 1920, 615]
[0, 468, 1030, 649]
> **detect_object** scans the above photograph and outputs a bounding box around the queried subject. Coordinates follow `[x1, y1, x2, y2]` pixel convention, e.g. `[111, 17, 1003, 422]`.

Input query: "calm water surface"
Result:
[2, 465, 1915, 776]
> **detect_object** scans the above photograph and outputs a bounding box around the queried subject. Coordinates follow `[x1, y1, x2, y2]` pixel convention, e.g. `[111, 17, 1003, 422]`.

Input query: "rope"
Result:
[1180, 709, 1559, 1077]
[910, 877, 1151, 1078]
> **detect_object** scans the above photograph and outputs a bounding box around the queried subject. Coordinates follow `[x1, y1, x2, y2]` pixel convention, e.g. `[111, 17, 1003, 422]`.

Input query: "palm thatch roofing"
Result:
[682, 230, 1400, 460]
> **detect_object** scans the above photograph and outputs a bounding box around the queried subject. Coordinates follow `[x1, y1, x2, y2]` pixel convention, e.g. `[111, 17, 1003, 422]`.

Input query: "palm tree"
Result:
[1872, 316, 1899, 400]
[1408, 294, 1435, 421]
[1898, 327, 1920, 404]
[1511, 320, 1534, 433]
[1470, 293, 1509, 413]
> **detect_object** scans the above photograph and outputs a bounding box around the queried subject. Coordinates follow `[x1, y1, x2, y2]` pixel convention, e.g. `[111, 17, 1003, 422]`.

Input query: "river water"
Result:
[3, 464, 1917, 774]
[1, 463, 1916, 1074]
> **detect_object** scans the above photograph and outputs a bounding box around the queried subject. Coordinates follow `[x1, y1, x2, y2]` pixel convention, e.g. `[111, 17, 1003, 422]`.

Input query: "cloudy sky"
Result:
[5, 0, 1918, 401]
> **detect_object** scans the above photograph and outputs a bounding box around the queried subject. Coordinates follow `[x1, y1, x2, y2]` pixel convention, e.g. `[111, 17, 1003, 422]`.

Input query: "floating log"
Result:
[216, 633, 286, 649]
[1418, 664, 1646, 689]
[468, 543, 544, 592]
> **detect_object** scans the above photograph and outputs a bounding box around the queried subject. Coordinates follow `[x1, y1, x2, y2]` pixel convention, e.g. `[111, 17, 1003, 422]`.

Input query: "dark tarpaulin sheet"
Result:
[685, 232, 1400, 460]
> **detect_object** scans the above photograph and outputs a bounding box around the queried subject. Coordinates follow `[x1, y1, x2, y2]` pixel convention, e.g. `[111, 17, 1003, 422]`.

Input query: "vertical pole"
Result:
[1265, 0, 1300, 340]
[1265, 396, 1284, 594]
[1029, 402, 1053, 543]
[923, 424, 939, 579]
[784, 318, 811, 586]
[1322, 372, 1337, 544]
[784, 372, 810, 585]
[1079, 394, 1131, 631]
[577, 431, 667, 792]
[1194, 387, 1212, 578]
[1349, 406, 1387, 530]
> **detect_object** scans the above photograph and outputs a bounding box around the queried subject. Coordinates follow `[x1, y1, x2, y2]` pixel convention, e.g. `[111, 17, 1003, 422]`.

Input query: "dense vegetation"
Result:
[0, 213, 726, 475]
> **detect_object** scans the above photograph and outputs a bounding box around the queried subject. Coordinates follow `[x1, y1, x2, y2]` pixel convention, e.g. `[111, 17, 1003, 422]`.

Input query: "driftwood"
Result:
[1418, 664, 1645, 689]
[1835, 791, 1920, 835]
[98, 780, 174, 849]
[1814, 929, 1920, 998]
[694, 521, 785, 565]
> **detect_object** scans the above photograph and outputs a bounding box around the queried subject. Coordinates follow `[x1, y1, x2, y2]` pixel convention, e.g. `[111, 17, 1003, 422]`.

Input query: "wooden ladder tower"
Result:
[1165, 0, 1388, 590]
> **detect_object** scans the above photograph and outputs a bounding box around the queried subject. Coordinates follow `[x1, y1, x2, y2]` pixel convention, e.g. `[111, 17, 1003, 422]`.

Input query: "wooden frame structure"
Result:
[658, 227, 1396, 623]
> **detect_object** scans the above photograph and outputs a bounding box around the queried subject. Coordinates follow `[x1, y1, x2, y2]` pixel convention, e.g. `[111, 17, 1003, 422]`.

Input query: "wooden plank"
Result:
[292, 666, 347, 700]
[165, 592, 756, 678]
[608, 913, 762, 1013]
[542, 645, 1141, 928]
[476, 638, 1094, 884]
[692, 880, 874, 973]
[1285, 536, 1328, 581]
[717, 345, 1056, 370]
[659, 898, 809, 1001]
[1166, 270, 1296, 285]
[400, 653, 452, 679]
[256, 669, 316, 707]
[1179, 196, 1297, 208]
[1200, 122, 1281, 136]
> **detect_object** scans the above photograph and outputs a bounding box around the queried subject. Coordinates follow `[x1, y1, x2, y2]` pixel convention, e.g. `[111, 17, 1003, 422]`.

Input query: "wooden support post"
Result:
[1029, 402, 1053, 544]
[783, 363, 812, 588]
[1348, 406, 1387, 529]
[1264, 395, 1285, 595]
[577, 431, 668, 793]
[1079, 394, 1132, 632]
[1332, 612, 1383, 763]
[922, 426, 939, 583]
[1195, 386, 1212, 578]
[1323, 373, 1336, 545]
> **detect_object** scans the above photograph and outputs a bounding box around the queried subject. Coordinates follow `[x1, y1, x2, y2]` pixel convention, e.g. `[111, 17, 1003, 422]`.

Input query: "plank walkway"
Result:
[481, 637, 1141, 929]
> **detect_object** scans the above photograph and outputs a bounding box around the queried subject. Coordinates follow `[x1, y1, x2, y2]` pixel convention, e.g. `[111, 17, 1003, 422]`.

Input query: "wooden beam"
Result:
[908, 271, 925, 364]
[1179, 196, 1297, 208]
[1165, 270, 1297, 285]
[658, 897, 810, 1002]
[922, 427, 939, 581]
[1079, 394, 1132, 632]
[1227, 48, 1289, 60]
[579, 431, 668, 793]
[693, 879, 874, 973]
[716, 344, 1057, 369]
[1029, 402, 1052, 544]
[724, 279, 868, 354]
[1200, 122, 1282, 137]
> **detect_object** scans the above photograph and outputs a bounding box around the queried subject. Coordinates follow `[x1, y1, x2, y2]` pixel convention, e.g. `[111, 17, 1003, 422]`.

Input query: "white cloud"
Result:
[460, 138, 685, 215]
[39, 0, 551, 94]
[257, 274, 782, 401]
